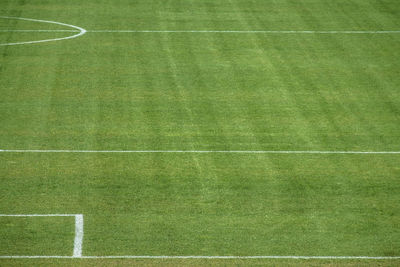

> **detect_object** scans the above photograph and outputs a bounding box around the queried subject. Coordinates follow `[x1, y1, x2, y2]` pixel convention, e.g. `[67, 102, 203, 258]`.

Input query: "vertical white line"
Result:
[73, 214, 84, 257]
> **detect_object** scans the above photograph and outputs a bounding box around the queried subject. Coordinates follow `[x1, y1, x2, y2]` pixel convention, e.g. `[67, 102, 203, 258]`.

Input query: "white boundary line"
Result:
[0, 214, 78, 217]
[0, 214, 83, 257]
[87, 29, 400, 34]
[0, 29, 78, 32]
[1, 29, 400, 34]
[0, 255, 399, 259]
[0, 16, 86, 46]
[0, 149, 399, 154]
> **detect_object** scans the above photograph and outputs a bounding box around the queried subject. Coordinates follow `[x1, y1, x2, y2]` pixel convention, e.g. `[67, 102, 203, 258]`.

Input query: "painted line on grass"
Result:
[73, 215, 84, 258]
[0, 16, 86, 46]
[0, 255, 399, 259]
[0, 214, 84, 257]
[0, 214, 80, 217]
[0, 149, 400, 154]
[1, 29, 400, 35]
[0, 29, 79, 32]
[87, 29, 400, 34]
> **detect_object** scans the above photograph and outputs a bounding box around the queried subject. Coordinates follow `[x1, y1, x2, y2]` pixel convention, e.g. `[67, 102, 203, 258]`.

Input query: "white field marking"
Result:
[0, 16, 86, 46]
[0, 255, 399, 259]
[87, 29, 400, 34]
[73, 215, 84, 257]
[73, 214, 83, 257]
[0, 214, 84, 257]
[0, 149, 400, 154]
[0, 214, 79, 217]
[0, 29, 78, 32]
[1, 28, 400, 35]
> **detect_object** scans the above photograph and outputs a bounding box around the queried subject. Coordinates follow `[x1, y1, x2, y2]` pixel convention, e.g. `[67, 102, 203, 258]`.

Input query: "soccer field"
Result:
[1, 0, 400, 266]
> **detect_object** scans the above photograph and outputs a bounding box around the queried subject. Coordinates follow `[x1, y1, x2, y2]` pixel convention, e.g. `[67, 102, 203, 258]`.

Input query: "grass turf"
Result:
[1, 0, 400, 265]
[0, 258, 399, 267]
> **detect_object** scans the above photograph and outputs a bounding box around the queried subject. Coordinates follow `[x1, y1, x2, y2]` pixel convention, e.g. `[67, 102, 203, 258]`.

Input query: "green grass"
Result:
[0, 258, 399, 267]
[1, 153, 399, 257]
[0, 216, 74, 256]
[1, 0, 400, 265]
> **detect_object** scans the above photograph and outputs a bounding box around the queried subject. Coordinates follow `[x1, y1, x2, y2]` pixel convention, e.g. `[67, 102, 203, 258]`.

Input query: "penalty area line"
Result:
[0, 255, 399, 259]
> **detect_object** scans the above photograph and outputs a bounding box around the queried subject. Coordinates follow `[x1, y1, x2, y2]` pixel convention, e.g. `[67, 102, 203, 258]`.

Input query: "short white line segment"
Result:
[73, 215, 84, 258]
[0, 149, 399, 154]
[0, 16, 86, 46]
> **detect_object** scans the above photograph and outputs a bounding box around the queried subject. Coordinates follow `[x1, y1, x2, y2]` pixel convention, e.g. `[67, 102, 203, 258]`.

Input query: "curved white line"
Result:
[0, 16, 86, 46]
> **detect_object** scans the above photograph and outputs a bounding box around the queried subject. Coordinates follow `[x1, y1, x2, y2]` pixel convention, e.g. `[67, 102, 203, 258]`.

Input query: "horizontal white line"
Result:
[0, 29, 79, 32]
[0, 214, 79, 217]
[1, 29, 400, 34]
[87, 30, 400, 34]
[0, 255, 399, 259]
[0, 149, 399, 154]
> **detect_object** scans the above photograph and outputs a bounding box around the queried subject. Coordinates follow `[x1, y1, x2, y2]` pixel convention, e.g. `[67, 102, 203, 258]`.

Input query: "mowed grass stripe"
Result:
[1, 153, 399, 256]
[0, 216, 75, 256]
[1, 0, 400, 263]
[1, 11, 399, 151]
